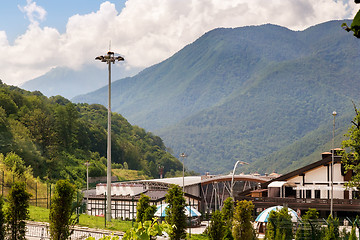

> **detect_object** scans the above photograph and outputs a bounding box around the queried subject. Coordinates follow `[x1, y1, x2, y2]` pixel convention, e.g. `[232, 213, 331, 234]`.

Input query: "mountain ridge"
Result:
[73, 20, 360, 174]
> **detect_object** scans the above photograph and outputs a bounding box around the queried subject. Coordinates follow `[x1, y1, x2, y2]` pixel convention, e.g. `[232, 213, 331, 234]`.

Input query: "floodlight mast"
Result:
[95, 51, 124, 221]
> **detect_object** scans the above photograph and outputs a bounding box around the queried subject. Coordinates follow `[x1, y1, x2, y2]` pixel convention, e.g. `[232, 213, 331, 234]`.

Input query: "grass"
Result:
[29, 205, 50, 222]
[112, 169, 151, 181]
[29, 206, 208, 238]
[29, 206, 132, 232]
[189, 233, 209, 239]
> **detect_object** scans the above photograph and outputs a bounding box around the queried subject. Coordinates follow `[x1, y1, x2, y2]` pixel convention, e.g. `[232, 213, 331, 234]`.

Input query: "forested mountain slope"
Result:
[73, 20, 360, 174]
[0, 82, 182, 185]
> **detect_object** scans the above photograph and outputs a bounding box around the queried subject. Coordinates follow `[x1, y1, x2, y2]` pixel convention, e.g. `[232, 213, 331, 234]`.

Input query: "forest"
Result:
[0, 81, 183, 186]
[74, 20, 360, 175]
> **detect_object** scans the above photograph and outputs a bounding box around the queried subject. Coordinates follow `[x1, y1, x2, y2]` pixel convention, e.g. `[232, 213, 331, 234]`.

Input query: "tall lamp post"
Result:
[95, 51, 124, 221]
[330, 110, 337, 217]
[230, 161, 249, 200]
[180, 153, 187, 193]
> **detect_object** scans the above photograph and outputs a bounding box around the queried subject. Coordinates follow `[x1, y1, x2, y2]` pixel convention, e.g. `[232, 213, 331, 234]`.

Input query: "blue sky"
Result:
[0, 1, 125, 42]
[0, 0, 358, 86]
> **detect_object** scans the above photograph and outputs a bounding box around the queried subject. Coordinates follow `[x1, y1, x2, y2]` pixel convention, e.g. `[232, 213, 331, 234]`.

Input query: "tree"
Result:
[221, 197, 234, 240]
[136, 194, 157, 223]
[342, 104, 360, 189]
[5, 182, 32, 240]
[265, 207, 293, 240]
[323, 215, 339, 240]
[295, 208, 323, 240]
[0, 196, 5, 240]
[165, 184, 187, 240]
[342, 7, 360, 38]
[232, 200, 257, 240]
[49, 179, 77, 240]
[3, 152, 27, 178]
[208, 210, 224, 240]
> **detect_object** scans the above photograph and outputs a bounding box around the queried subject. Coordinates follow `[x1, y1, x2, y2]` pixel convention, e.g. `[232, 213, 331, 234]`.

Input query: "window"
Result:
[315, 190, 320, 199]
[306, 190, 311, 198]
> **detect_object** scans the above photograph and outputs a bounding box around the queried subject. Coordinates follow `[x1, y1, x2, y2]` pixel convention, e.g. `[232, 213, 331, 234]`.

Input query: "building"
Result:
[86, 149, 359, 219]
[238, 149, 360, 218]
[87, 177, 202, 219]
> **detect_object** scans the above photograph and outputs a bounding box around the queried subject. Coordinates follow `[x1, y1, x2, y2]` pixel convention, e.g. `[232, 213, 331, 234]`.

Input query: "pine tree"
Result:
[232, 200, 257, 240]
[221, 197, 234, 240]
[5, 182, 31, 240]
[323, 215, 339, 240]
[295, 208, 322, 240]
[208, 210, 224, 240]
[49, 179, 77, 240]
[136, 194, 156, 222]
[165, 184, 186, 240]
[265, 207, 293, 240]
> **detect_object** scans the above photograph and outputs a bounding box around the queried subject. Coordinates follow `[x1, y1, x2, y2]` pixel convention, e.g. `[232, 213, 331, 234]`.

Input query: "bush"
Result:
[232, 200, 256, 240]
[0, 196, 4, 240]
[49, 179, 78, 240]
[165, 184, 186, 240]
[265, 207, 293, 240]
[5, 182, 32, 240]
[136, 194, 156, 223]
[208, 210, 224, 240]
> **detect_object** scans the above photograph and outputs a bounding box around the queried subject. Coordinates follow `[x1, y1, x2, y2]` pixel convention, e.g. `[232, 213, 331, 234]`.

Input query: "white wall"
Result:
[283, 163, 348, 199]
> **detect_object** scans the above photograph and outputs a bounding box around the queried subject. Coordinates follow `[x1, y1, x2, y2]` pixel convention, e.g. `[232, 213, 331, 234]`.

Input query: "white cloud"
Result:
[18, 0, 47, 25]
[0, 0, 358, 86]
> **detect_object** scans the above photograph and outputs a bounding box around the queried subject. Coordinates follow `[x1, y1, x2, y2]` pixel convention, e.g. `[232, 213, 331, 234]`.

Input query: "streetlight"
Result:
[95, 51, 124, 221]
[230, 161, 249, 200]
[180, 153, 187, 193]
[330, 111, 337, 217]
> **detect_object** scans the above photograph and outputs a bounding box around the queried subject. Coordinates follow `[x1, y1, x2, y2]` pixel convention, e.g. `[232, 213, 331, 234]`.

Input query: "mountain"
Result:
[21, 65, 141, 99]
[0, 81, 182, 185]
[73, 20, 360, 175]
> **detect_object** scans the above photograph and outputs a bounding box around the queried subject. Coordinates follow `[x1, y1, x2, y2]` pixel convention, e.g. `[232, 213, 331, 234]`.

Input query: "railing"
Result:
[236, 196, 360, 211]
[237, 196, 360, 205]
[25, 221, 123, 240]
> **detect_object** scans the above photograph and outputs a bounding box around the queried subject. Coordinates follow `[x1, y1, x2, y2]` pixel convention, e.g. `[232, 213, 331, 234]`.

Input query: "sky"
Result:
[0, 0, 358, 86]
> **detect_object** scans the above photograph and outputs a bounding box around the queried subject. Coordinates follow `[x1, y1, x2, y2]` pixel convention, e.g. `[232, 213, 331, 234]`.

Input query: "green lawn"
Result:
[29, 206, 132, 232]
[188, 233, 209, 240]
[29, 206, 208, 239]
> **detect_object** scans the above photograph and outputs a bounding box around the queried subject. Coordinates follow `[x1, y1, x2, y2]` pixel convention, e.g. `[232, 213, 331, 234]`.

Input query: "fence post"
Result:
[104, 192, 107, 228]
[132, 196, 135, 222]
[1, 170, 3, 196]
[49, 184, 52, 207]
[77, 191, 79, 223]
[35, 182, 38, 207]
[189, 198, 191, 238]
[47, 182, 49, 209]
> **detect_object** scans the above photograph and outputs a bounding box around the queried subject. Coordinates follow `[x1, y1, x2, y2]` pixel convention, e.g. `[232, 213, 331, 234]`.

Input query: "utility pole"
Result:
[180, 153, 187, 193]
[330, 111, 337, 217]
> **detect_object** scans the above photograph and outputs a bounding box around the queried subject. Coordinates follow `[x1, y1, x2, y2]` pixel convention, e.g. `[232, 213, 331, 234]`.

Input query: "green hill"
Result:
[73, 20, 360, 174]
[0, 81, 182, 186]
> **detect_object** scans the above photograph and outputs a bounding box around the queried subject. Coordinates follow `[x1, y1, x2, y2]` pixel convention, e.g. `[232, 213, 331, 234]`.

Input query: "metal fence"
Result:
[0, 170, 52, 208]
[25, 222, 123, 240]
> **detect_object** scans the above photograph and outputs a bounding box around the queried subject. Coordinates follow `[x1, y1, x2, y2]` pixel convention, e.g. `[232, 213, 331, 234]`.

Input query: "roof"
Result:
[137, 176, 202, 187]
[268, 181, 288, 188]
[250, 189, 268, 193]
